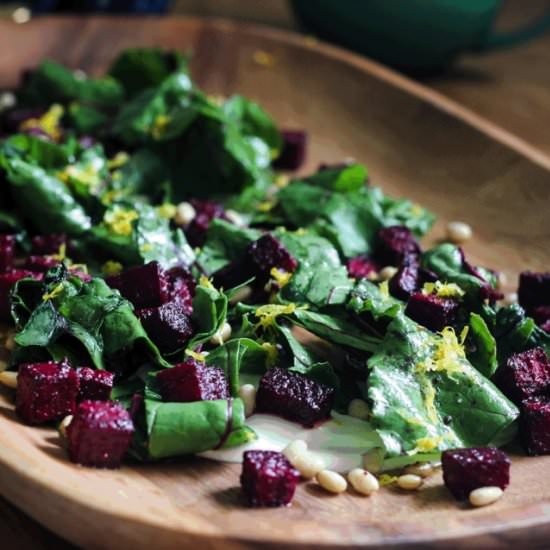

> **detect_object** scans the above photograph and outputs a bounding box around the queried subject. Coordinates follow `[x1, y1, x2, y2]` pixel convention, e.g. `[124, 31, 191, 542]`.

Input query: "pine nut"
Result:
[0, 360, 8, 372]
[238, 384, 256, 417]
[4, 331, 15, 351]
[0, 91, 16, 111]
[379, 266, 398, 281]
[174, 201, 196, 226]
[229, 285, 252, 305]
[209, 322, 232, 346]
[496, 272, 507, 290]
[347, 398, 370, 421]
[225, 209, 245, 226]
[347, 468, 379, 496]
[58, 415, 73, 443]
[316, 470, 347, 494]
[397, 474, 422, 490]
[283, 440, 324, 479]
[446, 221, 473, 244]
[502, 292, 518, 306]
[0, 371, 17, 389]
[469, 486, 503, 507]
[404, 462, 433, 478]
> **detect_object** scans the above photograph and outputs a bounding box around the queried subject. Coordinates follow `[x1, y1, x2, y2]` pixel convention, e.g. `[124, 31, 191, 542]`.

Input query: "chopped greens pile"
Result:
[1, 48, 533, 472]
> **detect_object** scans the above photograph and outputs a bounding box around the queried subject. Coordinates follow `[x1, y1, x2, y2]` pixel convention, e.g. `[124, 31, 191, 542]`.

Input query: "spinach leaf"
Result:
[302, 163, 368, 192]
[109, 48, 188, 98]
[278, 232, 353, 306]
[367, 314, 519, 457]
[188, 281, 228, 349]
[348, 279, 403, 321]
[145, 397, 250, 459]
[0, 133, 70, 169]
[197, 219, 261, 275]
[19, 60, 123, 108]
[466, 312, 498, 378]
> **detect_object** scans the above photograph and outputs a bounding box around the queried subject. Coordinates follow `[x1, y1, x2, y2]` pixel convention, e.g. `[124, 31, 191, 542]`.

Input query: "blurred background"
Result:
[0, 0, 549, 156]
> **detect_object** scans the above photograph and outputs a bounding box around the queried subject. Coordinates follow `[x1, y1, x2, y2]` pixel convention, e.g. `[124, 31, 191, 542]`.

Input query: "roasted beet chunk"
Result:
[533, 306, 550, 328]
[156, 359, 230, 402]
[346, 255, 379, 279]
[389, 258, 420, 301]
[376, 226, 420, 266]
[248, 234, 298, 276]
[166, 266, 195, 315]
[66, 400, 134, 468]
[520, 397, 550, 455]
[77, 368, 114, 402]
[405, 292, 459, 332]
[185, 199, 226, 248]
[241, 450, 300, 507]
[22, 255, 61, 273]
[518, 271, 550, 316]
[0, 269, 41, 322]
[272, 130, 307, 171]
[255, 367, 334, 427]
[137, 302, 194, 354]
[0, 234, 16, 271]
[442, 447, 511, 500]
[31, 233, 66, 255]
[107, 261, 169, 309]
[16, 360, 79, 425]
[494, 347, 550, 405]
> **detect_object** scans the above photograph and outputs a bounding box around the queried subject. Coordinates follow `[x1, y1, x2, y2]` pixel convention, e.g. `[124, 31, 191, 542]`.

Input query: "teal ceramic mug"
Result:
[291, 0, 550, 72]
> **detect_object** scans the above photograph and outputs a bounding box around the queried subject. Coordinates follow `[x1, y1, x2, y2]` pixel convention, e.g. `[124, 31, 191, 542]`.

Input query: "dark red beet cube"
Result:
[137, 301, 194, 354]
[405, 292, 459, 332]
[494, 347, 550, 405]
[0, 234, 16, 271]
[0, 269, 42, 322]
[166, 266, 195, 315]
[66, 400, 134, 468]
[241, 450, 300, 507]
[255, 367, 334, 427]
[541, 320, 550, 333]
[389, 257, 420, 301]
[31, 233, 66, 255]
[16, 360, 79, 425]
[185, 199, 226, 248]
[272, 129, 307, 171]
[346, 255, 379, 279]
[442, 447, 511, 500]
[533, 305, 550, 328]
[518, 271, 550, 316]
[77, 367, 114, 402]
[520, 396, 550, 455]
[376, 226, 420, 266]
[247, 234, 298, 275]
[156, 359, 230, 402]
[106, 261, 169, 309]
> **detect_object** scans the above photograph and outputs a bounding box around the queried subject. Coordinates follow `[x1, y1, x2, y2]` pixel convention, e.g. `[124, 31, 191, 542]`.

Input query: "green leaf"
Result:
[145, 397, 248, 459]
[109, 48, 189, 98]
[347, 279, 403, 321]
[367, 314, 519, 457]
[278, 232, 353, 306]
[467, 313, 498, 378]
[0, 133, 70, 169]
[188, 283, 229, 349]
[303, 163, 368, 192]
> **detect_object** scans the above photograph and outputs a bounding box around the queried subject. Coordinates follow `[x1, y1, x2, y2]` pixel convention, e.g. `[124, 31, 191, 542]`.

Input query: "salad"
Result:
[0, 47, 549, 509]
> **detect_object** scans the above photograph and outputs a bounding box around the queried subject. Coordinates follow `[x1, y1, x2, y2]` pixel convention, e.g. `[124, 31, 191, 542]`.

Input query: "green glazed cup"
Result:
[291, 0, 550, 72]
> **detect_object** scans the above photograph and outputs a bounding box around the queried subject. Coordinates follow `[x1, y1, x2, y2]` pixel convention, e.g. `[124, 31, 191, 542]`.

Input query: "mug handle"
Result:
[481, 8, 550, 51]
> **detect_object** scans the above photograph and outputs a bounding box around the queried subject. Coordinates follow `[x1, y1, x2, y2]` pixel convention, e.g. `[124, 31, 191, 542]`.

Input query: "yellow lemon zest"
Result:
[420, 378, 438, 424]
[48, 243, 67, 262]
[207, 94, 225, 106]
[185, 349, 206, 362]
[270, 267, 292, 288]
[378, 474, 398, 486]
[151, 114, 171, 140]
[294, 228, 307, 236]
[199, 275, 216, 290]
[21, 104, 64, 141]
[415, 326, 468, 377]
[103, 207, 138, 237]
[42, 283, 64, 302]
[255, 303, 302, 330]
[423, 280, 465, 298]
[410, 435, 444, 454]
[107, 152, 129, 170]
[70, 263, 88, 274]
[274, 174, 290, 188]
[140, 243, 154, 253]
[157, 203, 176, 219]
[102, 260, 123, 276]
[261, 342, 278, 367]
[379, 280, 390, 298]
[101, 189, 124, 205]
[410, 203, 424, 217]
[257, 200, 276, 213]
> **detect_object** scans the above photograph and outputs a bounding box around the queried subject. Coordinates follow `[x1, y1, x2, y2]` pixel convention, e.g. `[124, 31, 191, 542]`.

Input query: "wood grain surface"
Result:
[1, 15, 550, 549]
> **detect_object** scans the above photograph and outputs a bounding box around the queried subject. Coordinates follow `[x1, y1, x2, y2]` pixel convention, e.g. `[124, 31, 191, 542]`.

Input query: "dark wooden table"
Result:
[0, 1, 549, 547]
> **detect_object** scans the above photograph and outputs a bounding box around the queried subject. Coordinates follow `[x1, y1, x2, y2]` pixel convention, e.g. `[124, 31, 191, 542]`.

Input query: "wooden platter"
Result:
[1, 16, 550, 549]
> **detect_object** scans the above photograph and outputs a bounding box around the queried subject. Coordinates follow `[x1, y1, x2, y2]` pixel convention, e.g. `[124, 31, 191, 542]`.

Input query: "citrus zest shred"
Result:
[42, 282, 64, 302]
[185, 349, 206, 362]
[261, 342, 278, 367]
[409, 435, 444, 454]
[151, 114, 171, 140]
[379, 280, 390, 298]
[422, 280, 465, 298]
[257, 199, 276, 212]
[255, 303, 300, 329]
[415, 326, 468, 377]
[20, 104, 64, 141]
[103, 206, 139, 236]
[270, 267, 292, 288]
[102, 260, 123, 276]
[157, 203, 176, 219]
[274, 174, 289, 188]
[199, 275, 216, 290]
[107, 152, 129, 170]
[378, 474, 398, 486]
